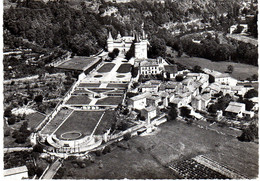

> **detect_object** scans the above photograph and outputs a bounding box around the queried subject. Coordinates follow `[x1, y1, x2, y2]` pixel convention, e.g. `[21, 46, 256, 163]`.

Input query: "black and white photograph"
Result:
[2, 0, 259, 179]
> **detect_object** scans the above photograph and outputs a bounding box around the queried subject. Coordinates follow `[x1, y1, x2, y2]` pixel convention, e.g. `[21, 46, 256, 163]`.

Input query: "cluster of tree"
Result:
[238, 123, 258, 142]
[12, 121, 31, 144]
[167, 103, 178, 121]
[177, 36, 258, 66]
[108, 48, 119, 60]
[208, 94, 232, 114]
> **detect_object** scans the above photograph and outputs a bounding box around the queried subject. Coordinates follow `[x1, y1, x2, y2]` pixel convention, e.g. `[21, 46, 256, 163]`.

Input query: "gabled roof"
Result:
[142, 106, 156, 112]
[164, 65, 178, 74]
[4, 166, 28, 176]
[130, 92, 150, 101]
[225, 102, 245, 113]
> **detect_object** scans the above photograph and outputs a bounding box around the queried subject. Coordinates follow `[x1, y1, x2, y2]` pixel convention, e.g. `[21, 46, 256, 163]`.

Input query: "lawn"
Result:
[116, 63, 132, 73]
[95, 96, 123, 106]
[41, 108, 73, 135]
[55, 111, 105, 138]
[78, 83, 101, 88]
[57, 56, 99, 71]
[174, 57, 258, 80]
[65, 95, 92, 105]
[25, 112, 46, 129]
[95, 110, 116, 135]
[97, 63, 115, 73]
[106, 83, 128, 89]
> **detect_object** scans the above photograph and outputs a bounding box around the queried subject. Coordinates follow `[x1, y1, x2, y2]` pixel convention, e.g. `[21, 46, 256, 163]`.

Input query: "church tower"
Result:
[107, 31, 114, 52]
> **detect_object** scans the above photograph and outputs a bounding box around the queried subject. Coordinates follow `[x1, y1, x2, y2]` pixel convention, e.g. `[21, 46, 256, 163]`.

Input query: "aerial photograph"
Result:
[2, 0, 258, 179]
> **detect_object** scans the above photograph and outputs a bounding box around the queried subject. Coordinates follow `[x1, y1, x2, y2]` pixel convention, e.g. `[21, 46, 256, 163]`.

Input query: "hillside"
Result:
[3, 0, 257, 63]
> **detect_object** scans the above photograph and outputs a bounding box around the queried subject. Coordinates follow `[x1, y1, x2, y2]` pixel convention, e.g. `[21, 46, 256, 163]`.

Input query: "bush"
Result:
[4, 108, 12, 117]
[33, 144, 44, 153]
[4, 129, 11, 137]
[123, 133, 131, 141]
[7, 116, 16, 125]
[175, 75, 184, 82]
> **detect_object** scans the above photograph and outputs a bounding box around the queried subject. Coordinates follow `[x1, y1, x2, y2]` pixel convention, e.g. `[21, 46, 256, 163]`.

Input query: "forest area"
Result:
[3, 0, 258, 65]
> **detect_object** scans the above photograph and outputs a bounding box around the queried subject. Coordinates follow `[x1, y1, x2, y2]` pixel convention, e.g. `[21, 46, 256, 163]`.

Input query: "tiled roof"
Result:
[225, 102, 245, 113]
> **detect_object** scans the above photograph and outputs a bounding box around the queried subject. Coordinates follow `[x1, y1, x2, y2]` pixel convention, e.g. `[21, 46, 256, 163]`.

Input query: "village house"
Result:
[225, 102, 255, 118]
[128, 92, 149, 110]
[146, 95, 161, 107]
[139, 57, 169, 75]
[203, 82, 221, 95]
[203, 68, 237, 86]
[141, 106, 157, 124]
[191, 93, 211, 111]
[163, 64, 178, 79]
[139, 84, 159, 93]
[231, 86, 253, 96]
[170, 92, 192, 108]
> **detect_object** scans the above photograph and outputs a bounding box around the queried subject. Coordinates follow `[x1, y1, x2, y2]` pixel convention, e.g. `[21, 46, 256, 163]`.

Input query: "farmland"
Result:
[174, 57, 258, 80]
[58, 120, 258, 179]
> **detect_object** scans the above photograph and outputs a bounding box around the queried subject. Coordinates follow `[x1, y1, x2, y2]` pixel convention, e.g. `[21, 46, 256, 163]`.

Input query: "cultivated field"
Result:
[175, 57, 258, 80]
[116, 63, 132, 73]
[60, 121, 258, 179]
[55, 111, 105, 138]
[65, 95, 92, 105]
[97, 63, 115, 73]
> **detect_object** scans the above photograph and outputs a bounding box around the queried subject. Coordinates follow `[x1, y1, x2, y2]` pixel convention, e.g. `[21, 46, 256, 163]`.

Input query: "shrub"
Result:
[123, 133, 131, 141]
[4, 129, 11, 137]
[7, 116, 16, 125]
[33, 144, 44, 153]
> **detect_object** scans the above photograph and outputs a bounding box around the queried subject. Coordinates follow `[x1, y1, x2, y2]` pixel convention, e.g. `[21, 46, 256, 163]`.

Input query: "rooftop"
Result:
[225, 102, 245, 113]
[130, 92, 150, 101]
[164, 65, 178, 74]
[4, 166, 28, 177]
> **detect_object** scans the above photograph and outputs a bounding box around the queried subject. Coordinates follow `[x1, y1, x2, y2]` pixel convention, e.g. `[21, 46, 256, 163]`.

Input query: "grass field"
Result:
[95, 96, 123, 106]
[57, 56, 98, 71]
[116, 63, 132, 73]
[60, 120, 258, 179]
[175, 57, 258, 80]
[41, 109, 73, 134]
[25, 112, 46, 129]
[97, 63, 115, 73]
[65, 95, 92, 105]
[55, 111, 105, 138]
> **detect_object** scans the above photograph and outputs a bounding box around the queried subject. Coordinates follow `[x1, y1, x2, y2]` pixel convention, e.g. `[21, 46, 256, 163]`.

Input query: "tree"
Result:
[244, 89, 258, 98]
[34, 95, 43, 103]
[168, 106, 178, 121]
[180, 107, 191, 118]
[123, 133, 131, 141]
[4, 108, 12, 117]
[125, 42, 135, 60]
[175, 75, 184, 82]
[33, 144, 44, 153]
[208, 104, 218, 114]
[7, 116, 16, 125]
[193, 65, 202, 73]
[227, 65, 234, 74]
[113, 48, 120, 57]
[108, 52, 115, 60]
[209, 74, 215, 83]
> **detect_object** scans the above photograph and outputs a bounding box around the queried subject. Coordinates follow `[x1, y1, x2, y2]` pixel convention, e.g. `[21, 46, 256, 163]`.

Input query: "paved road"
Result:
[4, 147, 33, 153]
[40, 158, 62, 179]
